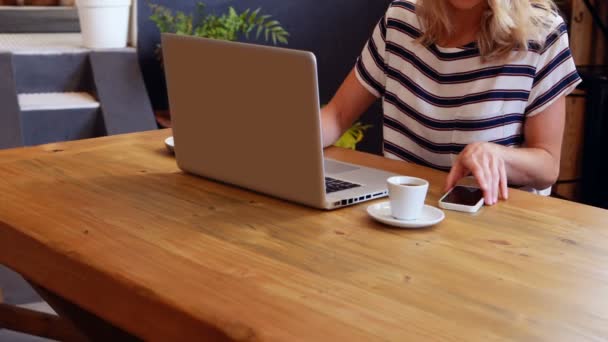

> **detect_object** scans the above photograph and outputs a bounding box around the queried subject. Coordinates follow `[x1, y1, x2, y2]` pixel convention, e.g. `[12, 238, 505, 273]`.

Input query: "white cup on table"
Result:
[387, 176, 429, 220]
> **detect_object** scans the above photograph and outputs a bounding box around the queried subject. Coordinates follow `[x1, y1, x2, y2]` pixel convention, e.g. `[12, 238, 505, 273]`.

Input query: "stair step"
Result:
[21, 106, 103, 146]
[0, 33, 86, 54]
[18, 92, 100, 111]
[12, 53, 93, 94]
[0, 33, 136, 55]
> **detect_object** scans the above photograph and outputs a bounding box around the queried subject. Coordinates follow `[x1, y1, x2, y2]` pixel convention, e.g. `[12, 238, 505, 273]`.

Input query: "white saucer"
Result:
[164, 136, 174, 154]
[367, 201, 445, 228]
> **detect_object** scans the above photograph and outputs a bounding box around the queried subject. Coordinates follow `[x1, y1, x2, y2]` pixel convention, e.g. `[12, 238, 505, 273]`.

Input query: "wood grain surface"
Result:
[0, 129, 607, 341]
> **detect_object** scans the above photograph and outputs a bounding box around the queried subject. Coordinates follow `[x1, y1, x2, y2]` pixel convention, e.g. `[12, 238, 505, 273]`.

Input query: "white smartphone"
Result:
[438, 185, 484, 213]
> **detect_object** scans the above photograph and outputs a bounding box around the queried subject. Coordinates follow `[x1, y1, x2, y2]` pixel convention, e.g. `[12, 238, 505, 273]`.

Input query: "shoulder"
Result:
[528, 9, 568, 53]
[541, 10, 567, 41]
[389, 0, 417, 12]
[385, 0, 420, 27]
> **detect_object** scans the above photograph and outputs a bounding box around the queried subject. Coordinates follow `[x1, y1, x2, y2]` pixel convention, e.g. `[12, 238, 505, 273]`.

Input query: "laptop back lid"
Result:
[162, 34, 327, 208]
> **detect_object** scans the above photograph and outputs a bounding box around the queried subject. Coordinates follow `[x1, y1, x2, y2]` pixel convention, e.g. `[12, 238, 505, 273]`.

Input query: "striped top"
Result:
[356, 0, 581, 173]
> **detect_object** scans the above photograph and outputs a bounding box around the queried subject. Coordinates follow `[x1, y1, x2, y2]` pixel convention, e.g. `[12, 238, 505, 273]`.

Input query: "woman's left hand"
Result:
[445, 142, 509, 205]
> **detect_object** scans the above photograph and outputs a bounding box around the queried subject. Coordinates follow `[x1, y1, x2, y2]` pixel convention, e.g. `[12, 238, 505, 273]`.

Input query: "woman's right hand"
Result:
[445, 142, 509, 206]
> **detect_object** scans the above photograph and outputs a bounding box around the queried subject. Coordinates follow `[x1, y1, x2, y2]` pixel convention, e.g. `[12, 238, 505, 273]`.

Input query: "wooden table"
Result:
[0, 129, 607, 341]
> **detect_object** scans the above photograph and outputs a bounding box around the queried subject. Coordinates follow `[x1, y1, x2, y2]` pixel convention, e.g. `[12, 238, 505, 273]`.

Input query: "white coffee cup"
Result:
[387, 176, 429, 220]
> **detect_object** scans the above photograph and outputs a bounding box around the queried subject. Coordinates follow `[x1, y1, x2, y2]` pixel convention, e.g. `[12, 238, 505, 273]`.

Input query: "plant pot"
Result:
[76, 0, 131, 49]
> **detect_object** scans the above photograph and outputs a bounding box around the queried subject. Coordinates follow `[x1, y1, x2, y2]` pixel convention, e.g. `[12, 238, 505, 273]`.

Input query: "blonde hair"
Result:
[416, 0, 559, 60]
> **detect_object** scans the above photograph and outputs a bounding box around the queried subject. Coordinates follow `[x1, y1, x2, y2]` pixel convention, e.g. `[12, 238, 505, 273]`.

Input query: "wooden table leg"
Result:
[0, 302, 89, 341]
[0, 274, 140, 342]
[30, 283, 141, 342]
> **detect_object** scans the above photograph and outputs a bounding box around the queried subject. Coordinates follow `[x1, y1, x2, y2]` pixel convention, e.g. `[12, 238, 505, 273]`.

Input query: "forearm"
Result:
[501, 98, 566, 190]
[321, 103, 346, 148]
[321, 69, 378, 148]
[499, 145, 560, 189]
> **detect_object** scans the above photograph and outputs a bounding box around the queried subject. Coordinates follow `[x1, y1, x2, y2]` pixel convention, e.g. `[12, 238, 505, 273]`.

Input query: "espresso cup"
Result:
[387, 176, 429, 220]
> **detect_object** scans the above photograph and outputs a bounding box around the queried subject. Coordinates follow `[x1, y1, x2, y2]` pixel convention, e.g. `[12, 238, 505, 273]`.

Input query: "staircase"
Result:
[0, 32, 156, 149]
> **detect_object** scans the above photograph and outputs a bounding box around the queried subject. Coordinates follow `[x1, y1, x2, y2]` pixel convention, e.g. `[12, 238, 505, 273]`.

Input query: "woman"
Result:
[321, 0, 580, 205]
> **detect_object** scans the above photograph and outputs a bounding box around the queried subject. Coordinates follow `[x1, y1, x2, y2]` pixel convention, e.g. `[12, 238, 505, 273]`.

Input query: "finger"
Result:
[481, 156, 494, 206]
[499, 159, 509, 200]
[490, 157, 500, 205]
[469, 159, 491, 205]
[487, 157, 495, 205]
[445, 158, 467, 192]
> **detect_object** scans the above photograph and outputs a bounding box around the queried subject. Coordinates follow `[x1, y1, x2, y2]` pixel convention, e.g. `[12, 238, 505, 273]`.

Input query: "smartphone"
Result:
[438, 185, 484, 213]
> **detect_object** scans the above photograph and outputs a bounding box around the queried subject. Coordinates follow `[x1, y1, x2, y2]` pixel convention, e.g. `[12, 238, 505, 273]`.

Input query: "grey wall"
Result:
[137, 0, 392, 153]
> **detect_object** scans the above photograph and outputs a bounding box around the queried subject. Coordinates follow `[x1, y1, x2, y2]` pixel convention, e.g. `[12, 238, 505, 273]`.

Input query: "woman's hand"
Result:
[445, 142, 509, 205]
[444, 98, 566, 203]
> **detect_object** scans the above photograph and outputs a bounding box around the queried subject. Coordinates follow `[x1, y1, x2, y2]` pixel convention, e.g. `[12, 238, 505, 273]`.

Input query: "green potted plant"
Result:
[149, 2, 289, 58]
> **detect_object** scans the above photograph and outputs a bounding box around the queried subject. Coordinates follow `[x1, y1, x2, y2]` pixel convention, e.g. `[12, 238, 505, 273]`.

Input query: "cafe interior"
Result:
[0, 0, 607, 340]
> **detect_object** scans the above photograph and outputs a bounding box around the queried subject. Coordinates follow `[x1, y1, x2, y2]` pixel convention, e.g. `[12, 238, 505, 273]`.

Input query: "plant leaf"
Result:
[249, 8, 261, 25]
[265, 20, 280, 28]
[257, 14, 271, 25]
[240, 8, 250, 21]
[256, 25, 264, 39]
[277, 35, 288, 44]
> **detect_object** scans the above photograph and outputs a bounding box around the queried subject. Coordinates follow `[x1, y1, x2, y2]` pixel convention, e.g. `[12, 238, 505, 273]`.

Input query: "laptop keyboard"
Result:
[325, 177, 361, 194]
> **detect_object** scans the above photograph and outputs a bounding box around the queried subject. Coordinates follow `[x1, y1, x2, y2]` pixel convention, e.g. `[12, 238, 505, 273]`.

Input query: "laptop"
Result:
[162, 34, 396, 209]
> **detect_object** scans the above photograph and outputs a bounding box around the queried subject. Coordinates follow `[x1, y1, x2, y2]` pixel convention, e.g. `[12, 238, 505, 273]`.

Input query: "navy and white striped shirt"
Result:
[356, 0, 581, 172]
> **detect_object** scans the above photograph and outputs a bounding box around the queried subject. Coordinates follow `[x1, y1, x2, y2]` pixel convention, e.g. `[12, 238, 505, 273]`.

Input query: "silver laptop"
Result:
[162, 34, 395, 209]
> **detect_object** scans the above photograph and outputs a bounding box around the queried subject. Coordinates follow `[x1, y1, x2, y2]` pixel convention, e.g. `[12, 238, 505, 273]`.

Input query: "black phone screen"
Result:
[441, 186, 483, 206]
